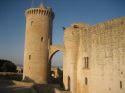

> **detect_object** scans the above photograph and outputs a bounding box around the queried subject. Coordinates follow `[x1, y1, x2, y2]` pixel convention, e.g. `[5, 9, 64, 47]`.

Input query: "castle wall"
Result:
[63, 26, 79, 93]
[23, 6, 125, 93]
[77, 18, 125, 93]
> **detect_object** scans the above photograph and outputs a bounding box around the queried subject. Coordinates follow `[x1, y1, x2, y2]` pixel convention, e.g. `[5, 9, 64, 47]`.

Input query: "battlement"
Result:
[93, 16, 125, 29]
[25, 8, 54, 18]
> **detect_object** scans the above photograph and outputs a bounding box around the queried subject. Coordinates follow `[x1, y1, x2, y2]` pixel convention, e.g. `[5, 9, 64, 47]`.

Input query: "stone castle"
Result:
[23, 4, 125, 93]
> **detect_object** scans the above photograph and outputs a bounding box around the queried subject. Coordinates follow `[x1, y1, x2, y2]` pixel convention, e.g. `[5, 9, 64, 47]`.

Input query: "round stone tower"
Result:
[23, 4, 54, 84]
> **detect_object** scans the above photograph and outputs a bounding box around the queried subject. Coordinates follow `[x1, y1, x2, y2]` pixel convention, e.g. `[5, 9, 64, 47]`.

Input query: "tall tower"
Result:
[23, 4, 54, 84]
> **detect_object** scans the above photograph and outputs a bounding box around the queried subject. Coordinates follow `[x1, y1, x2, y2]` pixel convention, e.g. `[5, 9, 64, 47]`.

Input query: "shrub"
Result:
[0, 59, 17, 72]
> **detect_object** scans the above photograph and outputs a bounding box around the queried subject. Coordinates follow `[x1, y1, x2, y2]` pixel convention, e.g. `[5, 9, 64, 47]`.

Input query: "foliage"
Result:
[0, 59, 17, 72]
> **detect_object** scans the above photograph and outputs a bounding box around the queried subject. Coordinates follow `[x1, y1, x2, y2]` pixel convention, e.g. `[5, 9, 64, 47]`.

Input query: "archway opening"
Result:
[49, 50, 63, 87]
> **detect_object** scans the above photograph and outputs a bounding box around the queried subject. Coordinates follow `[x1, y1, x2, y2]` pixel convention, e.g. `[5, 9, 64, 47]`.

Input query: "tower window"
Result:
[120, 81, 122, 89]
[29, 55, 31, 60]
[84, 57, 89, 69]
[41, 37, 44, 42]
[85, 77, 88, 85]
[31, 21, 34, 26]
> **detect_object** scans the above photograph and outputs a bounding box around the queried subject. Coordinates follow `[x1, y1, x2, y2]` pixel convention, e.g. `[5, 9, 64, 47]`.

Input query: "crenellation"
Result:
[94, 17, 125, 31]
[25, 8, 54, 18]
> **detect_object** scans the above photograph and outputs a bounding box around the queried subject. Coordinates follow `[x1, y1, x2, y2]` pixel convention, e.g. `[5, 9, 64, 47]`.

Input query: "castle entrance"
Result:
[49, 45, 64, 86]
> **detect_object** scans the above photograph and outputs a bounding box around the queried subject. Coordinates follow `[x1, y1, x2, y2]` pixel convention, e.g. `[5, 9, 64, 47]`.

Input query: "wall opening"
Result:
[49, 50, 63, 87]
[29, 55, 31, 60]
[31, 21, 34, 26]
[68, 76, 71, 91]
[84, 57, 89, 69]
[41, 37, 44, 42]
[120, 81, 122, 89]
[85, 77, 88, 85]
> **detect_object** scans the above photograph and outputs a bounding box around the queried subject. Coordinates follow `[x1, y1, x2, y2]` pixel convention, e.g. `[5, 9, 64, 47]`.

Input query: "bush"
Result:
[0, 59, 17, 72]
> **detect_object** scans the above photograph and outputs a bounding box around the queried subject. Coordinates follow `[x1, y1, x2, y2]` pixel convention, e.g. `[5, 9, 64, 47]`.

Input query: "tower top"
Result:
[25, 3, 54, 19]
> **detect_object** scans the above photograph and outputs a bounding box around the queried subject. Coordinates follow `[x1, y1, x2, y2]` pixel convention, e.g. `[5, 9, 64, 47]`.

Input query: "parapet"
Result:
[64, 23, 90, 32]
[25, 6, 55, 19]
[93, 16, 125, 29]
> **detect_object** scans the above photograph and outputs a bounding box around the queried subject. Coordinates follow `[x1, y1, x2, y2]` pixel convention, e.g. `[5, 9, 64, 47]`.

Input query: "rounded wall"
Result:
[23, 7, 54, 84]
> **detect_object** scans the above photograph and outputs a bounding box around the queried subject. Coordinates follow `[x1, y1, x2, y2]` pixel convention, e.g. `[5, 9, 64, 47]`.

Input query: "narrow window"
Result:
[120, 81, 122, 89]
[41, 37, 44, 42]
[84, 59, 86, 68]
[85, 77, 88, 85]
[29, 55, 31, 60]
[31, 21, 34, 26]
[68, 76, 70, 91]
[86, 57, 89, 68]
[84, 57, 89, 69]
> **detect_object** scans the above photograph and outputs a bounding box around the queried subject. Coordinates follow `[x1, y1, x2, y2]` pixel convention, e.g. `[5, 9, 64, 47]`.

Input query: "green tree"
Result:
[0, 59, 17, 72]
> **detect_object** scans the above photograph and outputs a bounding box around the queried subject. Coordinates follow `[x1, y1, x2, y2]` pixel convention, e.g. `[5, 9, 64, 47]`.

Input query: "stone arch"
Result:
[49, 50, 61, 63]
[48, 45, 64, 83]
[49, 45, 64, 62]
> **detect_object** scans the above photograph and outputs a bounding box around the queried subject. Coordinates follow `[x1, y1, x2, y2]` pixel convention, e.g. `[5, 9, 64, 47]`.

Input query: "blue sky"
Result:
[0, 0, 125, 66]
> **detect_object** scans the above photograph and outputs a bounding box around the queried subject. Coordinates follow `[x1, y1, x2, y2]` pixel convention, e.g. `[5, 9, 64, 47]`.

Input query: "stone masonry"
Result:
[23, 5, 54, 84]
[23, 5, 125, 93]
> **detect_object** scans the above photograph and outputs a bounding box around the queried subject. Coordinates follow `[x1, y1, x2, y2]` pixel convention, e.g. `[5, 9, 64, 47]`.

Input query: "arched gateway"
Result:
[49, 45, 64, 61]
[48, 45, 64, 84]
